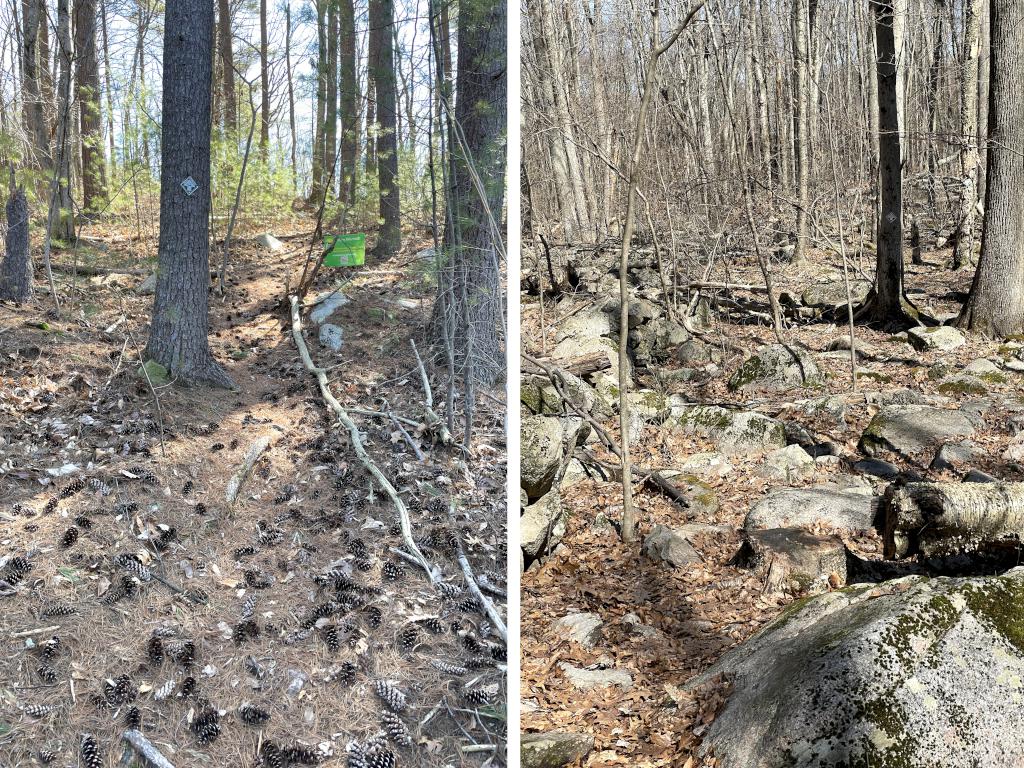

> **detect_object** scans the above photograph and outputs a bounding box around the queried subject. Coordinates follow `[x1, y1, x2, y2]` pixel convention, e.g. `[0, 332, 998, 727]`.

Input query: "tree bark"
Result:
[310, 0, 328, 202]
[792, 0, 811, 263]
[144, 0, 233, 389]
[885, 482, 1024, 559]
[50, 0, 74, 241]
[369, 0, 401, 257]
[285, 3, 297, 188]
[259, 0, 270, 157]
[339, 0, 358, 207]
[324, 0, 338, 197]
[959, 0, 1024, 337]
[0, 170, 31, 304]
[952, 0, 983, 270]
[217, 0, 235, 133]
[432, 0, 506, 385]
[21, 0, 50, 170]
[74, 0, 107, 212]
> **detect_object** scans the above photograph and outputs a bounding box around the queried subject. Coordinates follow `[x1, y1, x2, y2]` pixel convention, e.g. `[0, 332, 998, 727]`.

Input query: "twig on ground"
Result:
[410, 338, 454, 446]
[447, 502, 507, 643]
[388, 410, 425, 461]
[11, 626, 60, 639]
[121, 729, 176, 768]
[225, 436, 273, 506]
[289, 295, 436, 582]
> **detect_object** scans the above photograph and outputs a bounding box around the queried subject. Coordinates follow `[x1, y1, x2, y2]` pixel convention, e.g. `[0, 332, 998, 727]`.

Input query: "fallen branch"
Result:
[447, 502, 507, 644]
[389, 411, 425, 461]
[410, 339, 454, 446]
[225, 436, 272, 505]
[289, 295, 435, 582]
[884, 481, 1024, 559]
[121, 729, 176, 768]
[48, 262, 148, 277]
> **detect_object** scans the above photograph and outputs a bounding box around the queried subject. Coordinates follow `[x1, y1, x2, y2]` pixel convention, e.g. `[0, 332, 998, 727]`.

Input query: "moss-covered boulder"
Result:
[728, 344, 824, 393]
[859, 405, 978, 459]
[521, 415, 564, 501]
[690, 569, 1024, 767]
[675, 405, 787, 455]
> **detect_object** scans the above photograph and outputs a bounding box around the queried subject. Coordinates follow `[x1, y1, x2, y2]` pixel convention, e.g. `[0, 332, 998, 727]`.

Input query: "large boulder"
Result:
[630, 317, 690, 367]
[552, 613, 603, 648]
[520, 490, 566, 559]
[801, 279, 872, 309]
[520, 371, 600, 417]
[728, 344, 824, 392]
[690, 569, 1024, 768]
[744, 483, 879, 533]
[859, 405, 978, 459]
[521, 732, 594, 768]
[908, 325, 966, 352]
[521, 416, 564, 500]
[675, 405, 787, 455]
[642, 524, 701, 568]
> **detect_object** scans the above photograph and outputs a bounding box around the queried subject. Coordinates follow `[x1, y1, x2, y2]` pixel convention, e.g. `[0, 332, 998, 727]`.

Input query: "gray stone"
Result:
[521, 732, 595, 768]
[318, 323, 344, 351]
[676, 338, 717, 367]
[965, 358, 1002, 376]
[642, 524, 702, 567]
[256, 232, 285, 251]
[860, 405, 977, 459]
[931, 441, 983, 471]
[520, 490, 566, 559]
[964, 469, 999, 483]
[744, 484, 879, 533]
[552, 613, 603, 648]
[521, 416, 564, 500]
[136, 272, 157, 295]
[680, 452, 734, 478]
[559, 663, 633, 691]
[627, 389, 671, 424]
[310, 290, 350, 324]
[853, 458, 901, 480]
[630, 317, 690, 366]
[801, 279, 872, 308]
[908, 325, 967, 352]
[760, 444, 815, 481]
[675, 405, 787, 455]
[691, 569, 1024, 768]
[728, 344, 824, 393]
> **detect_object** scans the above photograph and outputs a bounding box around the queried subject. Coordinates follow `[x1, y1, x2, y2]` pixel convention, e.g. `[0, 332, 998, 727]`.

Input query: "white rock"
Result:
[552, 613, 603, 648]
[318, 323, 344, 351]
[310, 291, 349, 324]
[257, 233, 284, 251]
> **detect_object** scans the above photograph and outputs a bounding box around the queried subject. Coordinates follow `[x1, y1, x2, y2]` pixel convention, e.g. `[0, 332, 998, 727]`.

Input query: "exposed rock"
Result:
[691, 569, 1024, 768]
[521, 732, 595, 768]
[630, 317, 690, 367]
[256, 232, 284, 251]
[310, 290, 350, 324]
[559, 663, 633, 691]
[907, 325, 966, 352]
[1002, 435, 1024, 463]
[853, 458, 901, 480]
[674, 405, 786, 455]
[552, 613, 603, 648]
[680, 452, 734, 479]
[936, 374, 990, 396]
[560, 458, 592, 489]
[676, 338, 718, 367]
[658, 474, 720, 517]
[744, 483, 879, 533]
[964, 469, 999, 483]
[642, 524, 702, 568]
[734, 528, 847, 594]
[800, 279, 872, 308]
[136, 272, 157, 295]
[521, 371, 599, 417]
[759, 444, 815, 481]
[521, 490, 566, 559]
[859, 405, 977, 459]
[627, 389, 671, 424]
[318, 323, 344, 351]
[728, 344, 824, 393]
[521, 416, 564, 500]
[931, 441, 983, 471]
[965, 358, 1002, 376]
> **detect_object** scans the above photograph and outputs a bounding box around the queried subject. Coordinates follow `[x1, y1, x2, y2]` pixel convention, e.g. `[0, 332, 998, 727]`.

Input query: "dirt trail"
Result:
[0, 224, 507, 767]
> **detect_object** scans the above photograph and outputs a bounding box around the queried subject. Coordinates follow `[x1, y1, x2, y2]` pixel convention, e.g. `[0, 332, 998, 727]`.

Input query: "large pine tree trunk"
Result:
[369, 0, 401, 257]
[217, 0, 236, 133]
[339, 0, 358, 207]
[21, 0, 50, 171]
[144, 0, 233, 389]
[959, 0, 1024, 336]
[310, 0, 328, 202]
[0, 171, 31, 304]
[324, 0, 338, 196]
[50, 0, 74, 241]
[868, 0, 907, 323]
[73, 0, 107, 213]
[434, 0, 506, 384]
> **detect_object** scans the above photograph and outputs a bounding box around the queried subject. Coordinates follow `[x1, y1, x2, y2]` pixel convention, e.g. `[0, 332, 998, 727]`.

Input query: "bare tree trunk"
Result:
[792, 0, 811, 263]
[310, 0, 327, 202]
[959, 0, 1024, 337]
[217, 0, 235, 133]
[285, 3, 297, 189]
[50, 0, 74, 241]
[21, 0, 49, 170]
[324, 0, 338, 199]
[369, 0, 401, 257]
[952, 0, 983, 270]
[74, 0, 107, 212]
[0, 169, 31, 303]
[100, 0, 116, 167]
[258, 0, 269, 158]
[339, 0, 357, 207]
[145, 0, 233, 389]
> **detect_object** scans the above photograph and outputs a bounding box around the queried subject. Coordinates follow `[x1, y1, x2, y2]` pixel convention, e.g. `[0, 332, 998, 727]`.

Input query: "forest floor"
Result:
[519, 239, 1024, 767]
[0, 216, 507, 767]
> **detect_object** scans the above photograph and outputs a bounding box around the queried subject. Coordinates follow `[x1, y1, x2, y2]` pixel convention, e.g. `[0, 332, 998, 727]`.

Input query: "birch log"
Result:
[884, 482, 1024, 558]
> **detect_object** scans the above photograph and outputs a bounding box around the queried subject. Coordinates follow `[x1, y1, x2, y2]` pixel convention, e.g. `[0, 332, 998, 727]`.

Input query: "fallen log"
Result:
[523, 350, 610, 379]
[884, 481, 1024, 559]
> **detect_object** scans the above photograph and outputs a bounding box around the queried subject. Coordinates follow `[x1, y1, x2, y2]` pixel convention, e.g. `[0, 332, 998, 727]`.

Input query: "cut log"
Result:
[884, 482, 1024, 559]
[733, 527, 847, 594]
